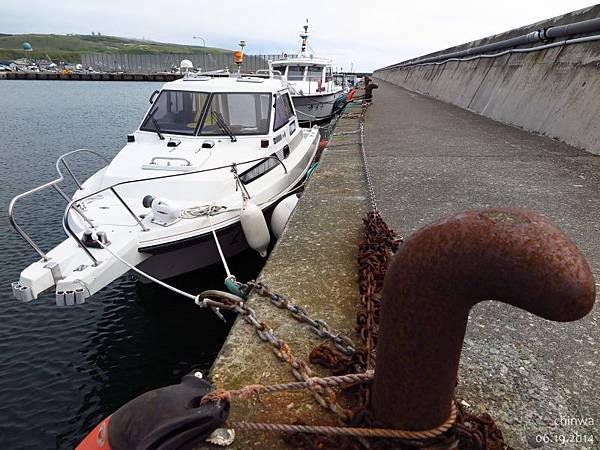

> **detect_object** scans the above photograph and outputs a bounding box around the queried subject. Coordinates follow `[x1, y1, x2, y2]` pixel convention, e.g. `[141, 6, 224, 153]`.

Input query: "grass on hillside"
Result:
[0, 33, 229, 61]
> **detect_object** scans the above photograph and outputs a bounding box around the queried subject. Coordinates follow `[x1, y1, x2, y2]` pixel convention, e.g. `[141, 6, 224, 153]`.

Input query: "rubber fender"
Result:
[77, 370, 229, 450]
[240, 201, 270, 257]
[271, 194, 299, 239]
[346, 88, 356, 102]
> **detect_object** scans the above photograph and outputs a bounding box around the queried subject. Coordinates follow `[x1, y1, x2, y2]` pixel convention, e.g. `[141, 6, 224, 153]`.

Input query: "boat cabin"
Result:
[139, 75, 298, 142]
[269, 58, 338, 96]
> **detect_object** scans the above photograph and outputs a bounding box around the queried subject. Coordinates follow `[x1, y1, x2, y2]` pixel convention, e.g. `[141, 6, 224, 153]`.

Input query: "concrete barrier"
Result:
[374, 6, 600, 155]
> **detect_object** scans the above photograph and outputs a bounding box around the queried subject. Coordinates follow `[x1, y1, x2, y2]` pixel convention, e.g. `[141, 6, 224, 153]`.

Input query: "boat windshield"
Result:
[200, 93, 272, 136]
[287, 65, 305, 81]
[271, 65, 285, 76]
[141, 90, 209, 135]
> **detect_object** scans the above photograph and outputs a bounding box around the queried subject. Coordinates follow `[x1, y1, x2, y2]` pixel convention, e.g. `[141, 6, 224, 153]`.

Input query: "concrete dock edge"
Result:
[205, 103, 369, 448]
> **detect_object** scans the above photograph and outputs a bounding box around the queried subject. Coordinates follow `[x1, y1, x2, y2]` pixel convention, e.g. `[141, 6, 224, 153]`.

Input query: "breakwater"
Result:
[374, 5, 600, 155]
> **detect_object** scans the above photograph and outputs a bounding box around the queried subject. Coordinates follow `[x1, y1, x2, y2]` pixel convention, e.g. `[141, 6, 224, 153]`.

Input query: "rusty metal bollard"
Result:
[371, 208, 596, 431]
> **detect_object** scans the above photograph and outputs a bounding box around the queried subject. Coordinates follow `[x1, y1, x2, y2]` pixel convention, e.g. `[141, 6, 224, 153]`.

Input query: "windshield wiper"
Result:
[211, 111, 237, 142]
[147, 108, 165, 140]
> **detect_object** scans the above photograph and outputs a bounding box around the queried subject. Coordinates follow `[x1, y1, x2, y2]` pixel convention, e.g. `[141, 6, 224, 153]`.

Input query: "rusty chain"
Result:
[197, 289, 354, 422]
[243, 280, 357, 356]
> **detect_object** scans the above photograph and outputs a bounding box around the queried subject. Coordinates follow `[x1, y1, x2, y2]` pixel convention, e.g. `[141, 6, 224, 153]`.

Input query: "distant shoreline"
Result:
[0, 33, 229, 62]
[1, 71, 184, 81]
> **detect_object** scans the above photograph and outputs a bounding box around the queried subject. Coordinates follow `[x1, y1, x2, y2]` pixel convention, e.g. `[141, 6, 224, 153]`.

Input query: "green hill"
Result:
[0, 33, 229, 61]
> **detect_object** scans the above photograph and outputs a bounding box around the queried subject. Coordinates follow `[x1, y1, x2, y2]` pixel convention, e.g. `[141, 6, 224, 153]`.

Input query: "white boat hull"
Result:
[293, 91, 342, 122]
[13, 127, 319, 303]
[10, 75, 321, 305]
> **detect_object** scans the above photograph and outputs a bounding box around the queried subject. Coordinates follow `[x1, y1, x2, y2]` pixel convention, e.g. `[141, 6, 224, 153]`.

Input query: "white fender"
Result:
[240, 201, 270, 257]
[271, 194, 299, 239]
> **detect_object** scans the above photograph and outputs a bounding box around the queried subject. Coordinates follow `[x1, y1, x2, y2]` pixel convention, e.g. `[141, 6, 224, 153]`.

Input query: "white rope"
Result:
[207, 207, 232, 278]
[97, 240, 197, 302]
[96, 239, 232, 314]
[181, 204, 228, 219]
[92, 165, 310, 305]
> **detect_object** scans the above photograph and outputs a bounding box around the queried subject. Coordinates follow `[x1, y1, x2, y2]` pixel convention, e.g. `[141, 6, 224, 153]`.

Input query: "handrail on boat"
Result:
[60, 154, 289, 266]
[8, 149, 109, 262]
[8, 143, 298, 267]
[149, 156, 192, 166]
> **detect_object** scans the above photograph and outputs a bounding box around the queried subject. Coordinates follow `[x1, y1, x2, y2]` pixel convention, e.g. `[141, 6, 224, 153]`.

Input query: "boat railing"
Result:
[8, 148, 109, 263]
[9, 148, 289, 267]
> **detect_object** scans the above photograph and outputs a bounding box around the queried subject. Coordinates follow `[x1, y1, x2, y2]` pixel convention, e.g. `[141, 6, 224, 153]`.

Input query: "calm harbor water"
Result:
[0, 80, 264, 449]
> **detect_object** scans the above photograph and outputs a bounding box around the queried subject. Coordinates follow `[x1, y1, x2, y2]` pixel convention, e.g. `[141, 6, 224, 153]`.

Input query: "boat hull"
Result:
[136, 206, 273, 282]
[11, 116, 320, 303]
[293, 91, 342, 122]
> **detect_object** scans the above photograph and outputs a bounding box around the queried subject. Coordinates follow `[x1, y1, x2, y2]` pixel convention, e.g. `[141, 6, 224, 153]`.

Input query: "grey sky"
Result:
[1, 1, 596, 71]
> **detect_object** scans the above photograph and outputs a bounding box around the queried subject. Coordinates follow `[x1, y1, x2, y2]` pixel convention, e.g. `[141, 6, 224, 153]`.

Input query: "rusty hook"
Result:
[371, 208, 596, 431]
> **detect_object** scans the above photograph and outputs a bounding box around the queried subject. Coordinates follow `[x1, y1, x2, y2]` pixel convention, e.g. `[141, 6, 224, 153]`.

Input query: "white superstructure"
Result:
[269, 22, 344, 122]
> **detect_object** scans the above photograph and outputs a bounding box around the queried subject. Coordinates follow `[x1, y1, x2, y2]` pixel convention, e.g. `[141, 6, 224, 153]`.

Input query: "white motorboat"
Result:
[10, 74, 320, 305]
[269, 21, 344, 123]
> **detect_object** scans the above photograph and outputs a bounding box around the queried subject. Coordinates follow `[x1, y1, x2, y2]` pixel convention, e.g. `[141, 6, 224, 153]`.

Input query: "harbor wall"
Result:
[80, 53, 292, 73]
[373, 6, 600, 155]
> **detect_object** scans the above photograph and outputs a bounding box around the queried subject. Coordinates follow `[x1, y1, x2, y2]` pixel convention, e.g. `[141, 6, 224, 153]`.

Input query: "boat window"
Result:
[273, 93, 294, 131]
[307, 66, 323, 81]
[271, 65, 285, 76]
[239, 156, 281, 184]
[287, 65, 305, 81]
[325, 67, 333, 82]
[283, 93, 294, 118]
[200, 93, 271, 136]
[140, 90, 208, 135]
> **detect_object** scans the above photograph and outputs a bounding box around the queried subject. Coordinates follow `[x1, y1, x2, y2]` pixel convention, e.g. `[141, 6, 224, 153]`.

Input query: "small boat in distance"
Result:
[269, 21, 344, 123]
[10, 73, 319, 305]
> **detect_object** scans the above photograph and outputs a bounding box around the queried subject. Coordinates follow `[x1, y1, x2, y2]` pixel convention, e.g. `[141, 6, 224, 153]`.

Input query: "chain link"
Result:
[359, 106, 378, 212]
[244, 281, 357, 356]
[200, 287, 354, 422]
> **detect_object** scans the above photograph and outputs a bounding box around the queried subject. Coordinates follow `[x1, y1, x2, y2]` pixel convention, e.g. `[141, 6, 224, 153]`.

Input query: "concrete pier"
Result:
[206, 80, 598, 448]
[374, 5, 600, 155]
[207, 105, 368, 448]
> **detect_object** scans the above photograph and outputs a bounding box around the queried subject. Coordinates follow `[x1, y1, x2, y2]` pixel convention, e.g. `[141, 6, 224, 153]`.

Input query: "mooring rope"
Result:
[202, 371, 374, 404]
[231, 401, 457, 440]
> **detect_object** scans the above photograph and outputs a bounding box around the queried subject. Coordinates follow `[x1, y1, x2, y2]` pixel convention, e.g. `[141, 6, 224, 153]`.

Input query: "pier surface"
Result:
[206, 81, 599, 449]
[365, 80, 599, 447]
[206, 107, 368, 448]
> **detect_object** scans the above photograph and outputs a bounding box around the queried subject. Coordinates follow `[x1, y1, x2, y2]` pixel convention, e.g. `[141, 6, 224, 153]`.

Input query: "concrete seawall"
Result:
[373, 6, 600, 155]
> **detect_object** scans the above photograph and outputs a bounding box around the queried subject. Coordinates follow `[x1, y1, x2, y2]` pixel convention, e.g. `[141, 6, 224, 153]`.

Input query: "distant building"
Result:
[64, 63, 83, 71]
[21, 42, 32, 51]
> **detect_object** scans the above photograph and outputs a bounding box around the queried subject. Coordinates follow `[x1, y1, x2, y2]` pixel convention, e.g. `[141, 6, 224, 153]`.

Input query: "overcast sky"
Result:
[1, 1, 597, 71]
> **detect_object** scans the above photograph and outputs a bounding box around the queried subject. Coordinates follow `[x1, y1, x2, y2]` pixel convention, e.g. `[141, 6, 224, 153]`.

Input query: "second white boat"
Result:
[269, 21, 344, 123]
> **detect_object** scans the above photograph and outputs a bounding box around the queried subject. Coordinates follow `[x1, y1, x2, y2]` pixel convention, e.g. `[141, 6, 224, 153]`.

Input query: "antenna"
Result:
[299, 19, 309, 57]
